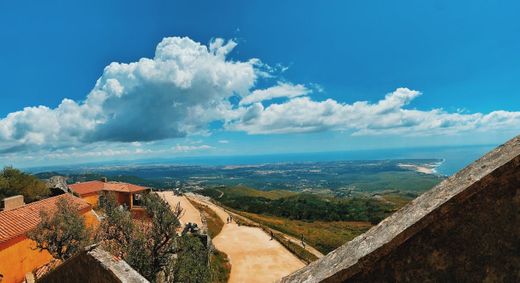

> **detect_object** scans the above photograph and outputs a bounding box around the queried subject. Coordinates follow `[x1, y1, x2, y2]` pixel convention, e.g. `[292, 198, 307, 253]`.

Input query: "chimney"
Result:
[101, 177, 108, 183]
[3, 195, 25, 211]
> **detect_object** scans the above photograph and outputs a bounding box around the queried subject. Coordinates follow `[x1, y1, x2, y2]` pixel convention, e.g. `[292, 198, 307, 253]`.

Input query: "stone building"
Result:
[281, 135, 520, 282]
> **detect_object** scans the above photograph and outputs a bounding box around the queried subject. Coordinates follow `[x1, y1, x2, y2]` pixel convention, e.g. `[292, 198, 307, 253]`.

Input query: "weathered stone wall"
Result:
[282, 135, 520, 283]
[38, 246, 148, 283]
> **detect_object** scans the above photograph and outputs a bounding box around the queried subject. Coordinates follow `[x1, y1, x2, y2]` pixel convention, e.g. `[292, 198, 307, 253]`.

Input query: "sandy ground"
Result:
[189, 196, 306, 283]
[398, 163, 436, 174]
[157, 192, 202, 227]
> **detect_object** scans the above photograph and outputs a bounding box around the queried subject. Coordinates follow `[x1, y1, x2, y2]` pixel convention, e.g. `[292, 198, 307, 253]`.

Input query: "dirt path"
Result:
[157, 192, 202, 227]
[188, 195, 305, 283]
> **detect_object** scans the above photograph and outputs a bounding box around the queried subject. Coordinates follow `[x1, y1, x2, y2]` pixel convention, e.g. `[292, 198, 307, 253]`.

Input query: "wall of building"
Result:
[115, 192, 130, 208]
[0, 238, 53, 283]
[0, 210, 99, 283]
[39, 246, 149, 283]
[81, 193, 99, 208]
[340, 157, 520, 282]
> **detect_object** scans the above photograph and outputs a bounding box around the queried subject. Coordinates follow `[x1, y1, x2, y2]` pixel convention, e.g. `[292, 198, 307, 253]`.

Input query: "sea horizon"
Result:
[24, 143, 496, 177]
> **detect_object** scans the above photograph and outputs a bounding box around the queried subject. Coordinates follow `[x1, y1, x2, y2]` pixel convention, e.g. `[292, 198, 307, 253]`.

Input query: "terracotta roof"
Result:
[0, 194, 91, 246]
[69, 180, 106, 196]
[69, 181, 148, 195]
[103, 182, 148, 193]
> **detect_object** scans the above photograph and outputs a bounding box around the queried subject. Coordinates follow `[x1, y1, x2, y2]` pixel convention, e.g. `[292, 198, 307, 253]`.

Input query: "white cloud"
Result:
[173, 144, 214, 152]
[227, 87, 520, 136]
[0, 36, 519, 159]
[239, 82, 310, 105]
[0, 37, 259, 152]
[218, 139, 230, 144]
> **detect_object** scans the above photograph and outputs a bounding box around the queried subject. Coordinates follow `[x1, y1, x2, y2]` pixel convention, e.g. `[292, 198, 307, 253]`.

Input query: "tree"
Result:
[131, 193, 181, 281]
[28, 197, 90, 261]
[98, 192, 182, 282]
[96, 192, 134, 258]
[0, 166, 49, 203]
[173, 235, 210, 283]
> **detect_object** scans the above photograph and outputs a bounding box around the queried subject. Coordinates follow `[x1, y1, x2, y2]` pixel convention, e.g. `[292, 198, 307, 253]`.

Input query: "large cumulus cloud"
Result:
[1, 36, 520, 156]
[0, 37, 258, 152]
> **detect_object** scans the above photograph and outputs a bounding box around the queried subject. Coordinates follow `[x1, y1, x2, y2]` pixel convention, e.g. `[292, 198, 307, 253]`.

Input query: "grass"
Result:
[188, 200, 231, 282]
[270, 231, 319, 264]
[210, 249, 231, 283]
[190, 201, 224, 238]
[209, 185, 298, 200]
[233, 210, 372, 254]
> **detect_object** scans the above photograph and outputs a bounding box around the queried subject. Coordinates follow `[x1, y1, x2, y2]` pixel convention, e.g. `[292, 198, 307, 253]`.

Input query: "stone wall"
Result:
[281, 135, 520, 283]
[38, 246, 148, 283]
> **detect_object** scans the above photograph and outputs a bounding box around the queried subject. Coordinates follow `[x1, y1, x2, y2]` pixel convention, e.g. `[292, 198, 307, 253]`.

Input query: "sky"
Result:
[0, 0, 519, 167]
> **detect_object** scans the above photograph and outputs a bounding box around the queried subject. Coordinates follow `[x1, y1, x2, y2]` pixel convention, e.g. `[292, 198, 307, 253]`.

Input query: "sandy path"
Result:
[157, 192, 202, 227]
[189, 196, 305, 283]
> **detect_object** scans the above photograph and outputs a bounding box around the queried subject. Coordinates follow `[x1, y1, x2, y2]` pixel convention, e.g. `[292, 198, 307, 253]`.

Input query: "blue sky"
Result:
[0, 0, 519, 167]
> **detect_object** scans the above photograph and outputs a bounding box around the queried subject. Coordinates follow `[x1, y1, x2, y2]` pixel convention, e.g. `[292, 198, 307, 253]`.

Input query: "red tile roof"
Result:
[0, 194, 91, 246]
[68, 181, 148, 196]
[68, 180, 106, 196]
[103, 182, 148, 193]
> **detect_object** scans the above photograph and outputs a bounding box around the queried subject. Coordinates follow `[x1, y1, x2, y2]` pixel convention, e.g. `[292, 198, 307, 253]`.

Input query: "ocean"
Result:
[140, 144, 496, 177]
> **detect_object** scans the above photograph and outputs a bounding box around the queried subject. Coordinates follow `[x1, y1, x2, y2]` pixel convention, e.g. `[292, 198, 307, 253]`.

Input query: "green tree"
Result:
[98, 192, 182, 282]
[96, 192, 134, 257]
[28, 197, 90, 261]
[173, 235, 210, 283]
[132, 193, 181, 281]
[0, 166, 49, 203]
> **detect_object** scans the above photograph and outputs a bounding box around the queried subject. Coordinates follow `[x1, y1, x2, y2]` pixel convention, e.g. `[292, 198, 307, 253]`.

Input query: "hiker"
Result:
[301, 234, 306, 248]
[270, 231, 274, 240]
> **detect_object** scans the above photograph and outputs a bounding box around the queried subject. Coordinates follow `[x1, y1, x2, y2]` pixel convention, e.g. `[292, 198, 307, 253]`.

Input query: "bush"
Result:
[0, 166, 49, 203]
[28, 197, 90, 261]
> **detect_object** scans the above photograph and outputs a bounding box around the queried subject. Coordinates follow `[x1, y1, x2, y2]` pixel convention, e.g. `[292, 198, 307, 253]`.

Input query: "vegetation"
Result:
[190, 201, 224, 238]
[28, 197, 91, 261]
[209, 250, 231, 283]
[96, 193, 134, 257]
[234, 210, 372, 254]
[0, 166, 49, 203]
[98, 192, 181, 281]
[190, 200, 231, 282]
[201, 187, 397, 224]
[173, 234, 210, 283]
[269, 230, 319, 263]
[98, 192, 214, 282]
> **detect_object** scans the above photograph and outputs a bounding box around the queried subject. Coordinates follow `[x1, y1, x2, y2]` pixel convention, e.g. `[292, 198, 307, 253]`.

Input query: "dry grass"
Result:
[235, 211, 373, 254]
[188, 200, 231, 282]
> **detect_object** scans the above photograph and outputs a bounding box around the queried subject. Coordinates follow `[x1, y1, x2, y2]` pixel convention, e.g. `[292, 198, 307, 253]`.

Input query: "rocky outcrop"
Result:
[281, 134, 520, 283]
[45, 176, 70, 194]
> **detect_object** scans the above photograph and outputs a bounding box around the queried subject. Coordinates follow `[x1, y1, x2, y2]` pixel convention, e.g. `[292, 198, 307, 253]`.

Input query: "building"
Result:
[68, 180, 150, 218]
[38, 245, 149, 283]
[0, 194, 98, 283]
[282, 135, 520, 283]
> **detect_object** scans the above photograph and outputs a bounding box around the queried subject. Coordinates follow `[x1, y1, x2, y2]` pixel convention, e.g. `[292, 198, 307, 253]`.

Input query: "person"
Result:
[270, 231, 274, 240]
[301, 234, 306, 248]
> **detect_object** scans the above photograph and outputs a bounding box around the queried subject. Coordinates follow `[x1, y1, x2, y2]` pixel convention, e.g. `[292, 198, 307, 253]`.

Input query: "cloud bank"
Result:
[230, 88, 520, 136]
[0, 36, 519, 157]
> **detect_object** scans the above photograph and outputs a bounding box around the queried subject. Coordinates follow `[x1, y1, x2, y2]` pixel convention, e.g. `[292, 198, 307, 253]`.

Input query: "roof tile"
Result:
[0, 194, 91, 246]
